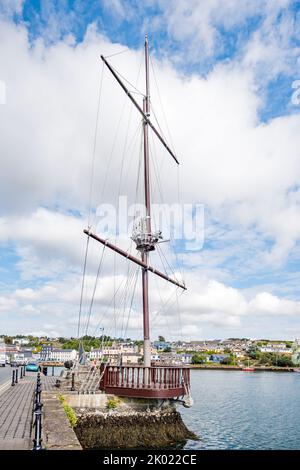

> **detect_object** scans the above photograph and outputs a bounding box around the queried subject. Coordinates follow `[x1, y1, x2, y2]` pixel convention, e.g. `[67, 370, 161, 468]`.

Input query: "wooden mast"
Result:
[86, 37, 187, 369]
[142, 35, 151, 367]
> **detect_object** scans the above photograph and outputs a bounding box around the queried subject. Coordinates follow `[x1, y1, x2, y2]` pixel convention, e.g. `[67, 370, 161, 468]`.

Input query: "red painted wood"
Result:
[100, 365, 190, 399]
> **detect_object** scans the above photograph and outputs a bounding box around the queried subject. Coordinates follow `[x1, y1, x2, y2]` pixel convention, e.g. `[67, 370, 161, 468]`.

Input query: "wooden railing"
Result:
[100, 365, 190, 399]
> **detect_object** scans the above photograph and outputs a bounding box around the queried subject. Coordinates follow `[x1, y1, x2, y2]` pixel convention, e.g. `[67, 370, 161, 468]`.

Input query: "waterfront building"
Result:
[40, 345, 53, 360]
[120, 352, 142, 364]
[209, 354, 229, 363]
[179, 353, 193, 364]
[49, 348, 77, 362]
[153, 341, 171, 351]
[40, 346, 77, 362]
[19, 348, 34, 360]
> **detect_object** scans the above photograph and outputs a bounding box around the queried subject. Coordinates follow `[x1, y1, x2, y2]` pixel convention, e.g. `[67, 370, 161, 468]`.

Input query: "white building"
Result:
[41, 348, 77, 362]
[258, 344, 291, 354]
[12, 338, 30, 346]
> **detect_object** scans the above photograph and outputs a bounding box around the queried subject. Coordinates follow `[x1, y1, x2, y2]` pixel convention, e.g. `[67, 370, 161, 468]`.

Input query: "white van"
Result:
[0, 353, 6, 367]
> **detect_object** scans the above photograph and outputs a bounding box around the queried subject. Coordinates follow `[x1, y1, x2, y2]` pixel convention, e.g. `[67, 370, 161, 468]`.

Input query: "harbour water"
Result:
[181, 370, 300, 450]
[1, 367, 299, 450]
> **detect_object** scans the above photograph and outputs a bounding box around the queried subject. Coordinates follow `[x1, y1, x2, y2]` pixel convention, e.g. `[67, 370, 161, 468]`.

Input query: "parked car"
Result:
[26, 362, 39, 372]
[10, 354, 26, 367]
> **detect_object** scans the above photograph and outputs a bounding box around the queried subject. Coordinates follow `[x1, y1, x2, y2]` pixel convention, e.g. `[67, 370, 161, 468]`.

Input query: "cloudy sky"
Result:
[1, 0, 300, 341]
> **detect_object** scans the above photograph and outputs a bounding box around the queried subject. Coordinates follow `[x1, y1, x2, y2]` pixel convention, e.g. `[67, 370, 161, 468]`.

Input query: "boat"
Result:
[76, 36, 192, 405]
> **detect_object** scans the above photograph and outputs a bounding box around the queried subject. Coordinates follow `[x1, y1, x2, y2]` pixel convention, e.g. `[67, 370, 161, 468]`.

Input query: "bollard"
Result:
[23, 365, 26, 377]
[32, 374, 43, 450]
[15, 369, 18, 384]
[11, 370, 15, 386]
[20, 367, 23, 379]
[71, 372, 75, 391]
[32, 402, 43, 450]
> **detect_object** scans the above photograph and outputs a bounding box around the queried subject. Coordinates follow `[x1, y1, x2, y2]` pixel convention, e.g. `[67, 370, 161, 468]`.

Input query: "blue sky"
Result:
[16, 0, 300, 120]
[1, 0, 300, 340]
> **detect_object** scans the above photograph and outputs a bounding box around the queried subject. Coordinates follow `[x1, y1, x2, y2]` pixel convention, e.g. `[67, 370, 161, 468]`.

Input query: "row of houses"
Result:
[40, 345, 77, 362]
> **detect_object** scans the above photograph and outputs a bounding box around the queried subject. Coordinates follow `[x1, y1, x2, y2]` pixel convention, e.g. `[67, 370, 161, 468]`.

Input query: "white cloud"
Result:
[146, 0, 292, 62]
[248, 291, 300, 316]
[1, 12, 300, 337]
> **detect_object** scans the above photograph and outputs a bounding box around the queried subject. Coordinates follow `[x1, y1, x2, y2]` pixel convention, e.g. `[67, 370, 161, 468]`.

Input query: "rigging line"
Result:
[90, 266, 132, 337]
[150, 55, 176, 154]
[175, 288, 183, 342]
[157, 244, 179, 282]
[150, 104, 168, 149]
[123, 267, 139, 340]
[84, 244, 106, 336]
[151, 275, 176, 337]
[113, 248, 117, 338]
[119, 260, 132, 339]
[88, 61, 105, 228]
[122, 122, 143, 190]
[152, 270, 170, 323]
[151, 288, 184, 327]
[149, 130, 167, 209]
[116, 51, 143, 226]
[133, 126, 143, 213]
[108, 62, 145, 96]
[156, 242, 169, 277]
[104, 49, 130, 59]
[149, 137, 182, 282]
[150, 130, 184, 283]
[77, 236, 90, 339]
[113, 97, 139, 338]
[176, 164, 185, 281]
[120, 253, 135, 337]
[149, 134, 177, 266]
[108, 263, 136, 340]
[157, 239, 181, 283]
[120, 264, 139, 338]
[97, 266, 131, 333]
[99, 92, 128, 204]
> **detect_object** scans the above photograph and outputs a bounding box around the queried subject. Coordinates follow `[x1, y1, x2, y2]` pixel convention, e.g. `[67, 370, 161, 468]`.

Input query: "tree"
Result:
[273, 355, 293, 367]
[191, 353, 207, 364]
[221, 355, 235, 365]
[158, 336, 166, 342]
[247, 345, 260, 359]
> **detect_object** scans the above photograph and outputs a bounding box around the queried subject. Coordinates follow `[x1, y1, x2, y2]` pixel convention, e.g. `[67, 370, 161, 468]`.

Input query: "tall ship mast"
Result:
[81, 36, 191, 403]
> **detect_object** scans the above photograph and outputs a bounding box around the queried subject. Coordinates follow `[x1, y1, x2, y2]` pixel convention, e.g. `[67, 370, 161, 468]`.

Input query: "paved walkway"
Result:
[0, 372, 57, 450]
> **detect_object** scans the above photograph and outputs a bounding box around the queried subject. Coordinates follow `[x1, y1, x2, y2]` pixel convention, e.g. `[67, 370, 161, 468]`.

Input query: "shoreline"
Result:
[189, 365, 296, 372]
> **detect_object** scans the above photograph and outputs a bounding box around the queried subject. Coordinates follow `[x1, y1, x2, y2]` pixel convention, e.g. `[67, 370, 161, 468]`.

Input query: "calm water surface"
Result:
[180, 370, 300, 450]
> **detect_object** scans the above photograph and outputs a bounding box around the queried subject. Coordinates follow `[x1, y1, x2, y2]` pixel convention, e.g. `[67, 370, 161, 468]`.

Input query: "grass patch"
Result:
[106, 396, 120, 410]
[58, 394, 78, 428]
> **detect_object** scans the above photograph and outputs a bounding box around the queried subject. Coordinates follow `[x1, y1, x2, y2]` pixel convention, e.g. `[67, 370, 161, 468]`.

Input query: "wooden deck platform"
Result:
[100, 365, 190, 399]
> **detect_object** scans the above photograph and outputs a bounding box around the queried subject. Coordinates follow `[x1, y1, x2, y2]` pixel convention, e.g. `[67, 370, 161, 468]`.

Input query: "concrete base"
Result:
[42, 392, 82, 450]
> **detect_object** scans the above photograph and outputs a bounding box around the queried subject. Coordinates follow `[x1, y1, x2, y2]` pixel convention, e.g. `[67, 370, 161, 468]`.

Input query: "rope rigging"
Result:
[77, 42, 186, 348]
[77, 235, 90, 339]
[84, 244, 106, 336]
